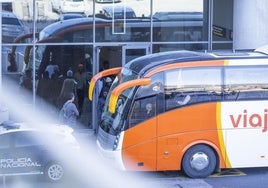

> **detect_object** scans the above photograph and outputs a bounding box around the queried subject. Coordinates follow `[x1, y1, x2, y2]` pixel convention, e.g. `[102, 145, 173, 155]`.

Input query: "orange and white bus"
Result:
[89, 48, 268, 178]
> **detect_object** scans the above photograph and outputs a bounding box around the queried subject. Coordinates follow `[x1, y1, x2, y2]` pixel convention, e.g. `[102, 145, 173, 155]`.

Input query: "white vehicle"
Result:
[0, 105, 8, 124]
[2, 11, 29, 43]
[52, 0, 86, 14]
[0, 121, 80, 182]
[58, 13, 86, 21]
[96, 0, 121, 3]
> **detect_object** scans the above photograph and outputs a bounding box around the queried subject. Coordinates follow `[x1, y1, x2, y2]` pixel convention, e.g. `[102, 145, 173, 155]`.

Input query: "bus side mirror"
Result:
[88, 67, 122, 101]
[109, 78, 151, 114]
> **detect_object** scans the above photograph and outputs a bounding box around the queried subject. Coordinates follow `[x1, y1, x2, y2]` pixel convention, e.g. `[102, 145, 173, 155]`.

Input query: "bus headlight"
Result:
[113, 135, 120, 150]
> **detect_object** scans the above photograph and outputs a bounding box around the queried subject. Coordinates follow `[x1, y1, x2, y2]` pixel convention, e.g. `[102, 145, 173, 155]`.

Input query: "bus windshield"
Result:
[100, 67, 139, 135]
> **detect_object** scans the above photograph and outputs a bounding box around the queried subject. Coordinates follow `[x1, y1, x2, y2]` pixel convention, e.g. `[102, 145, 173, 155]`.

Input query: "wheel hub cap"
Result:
[190, 152, 209, 171]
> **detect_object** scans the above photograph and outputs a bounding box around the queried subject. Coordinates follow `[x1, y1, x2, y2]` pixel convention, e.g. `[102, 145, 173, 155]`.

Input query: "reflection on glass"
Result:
[153, 0, 205, 45]
[153, 43, 207, 53]
[2, 10, 29, 43]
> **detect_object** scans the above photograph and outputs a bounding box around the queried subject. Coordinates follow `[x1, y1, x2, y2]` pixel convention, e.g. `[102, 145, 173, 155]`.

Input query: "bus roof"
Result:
[124, 50, 268, 77]
[39, 12, 203, 40]
[39, 17, 110, 40]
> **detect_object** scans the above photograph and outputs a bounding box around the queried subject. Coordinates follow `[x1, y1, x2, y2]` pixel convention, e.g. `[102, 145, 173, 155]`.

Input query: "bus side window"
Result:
[165, 67, 222, 111]
[225, 66, 268, 101]
[129, 96, 156, 128]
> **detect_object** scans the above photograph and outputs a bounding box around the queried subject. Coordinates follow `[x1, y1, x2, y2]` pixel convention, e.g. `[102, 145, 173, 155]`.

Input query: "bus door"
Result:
[123, 75, 163, 171]
[125, 95, 158, 170]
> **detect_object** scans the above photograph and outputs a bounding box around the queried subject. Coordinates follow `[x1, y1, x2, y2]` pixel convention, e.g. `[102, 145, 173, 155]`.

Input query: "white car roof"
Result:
[0, 121, 74, 135]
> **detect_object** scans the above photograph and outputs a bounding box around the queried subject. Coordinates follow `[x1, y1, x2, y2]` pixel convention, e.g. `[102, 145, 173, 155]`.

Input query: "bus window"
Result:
[135, 79, 164, 99]
[128, 73, 163, 128]
[225, 66, 268, 100]
[73, 30, 93, 42]
[129, 96, 156, 127]
[164, 67, 222, 110]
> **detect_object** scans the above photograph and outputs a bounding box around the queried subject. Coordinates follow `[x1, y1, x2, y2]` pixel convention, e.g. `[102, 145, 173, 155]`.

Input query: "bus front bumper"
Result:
[96, 139, 126, 170]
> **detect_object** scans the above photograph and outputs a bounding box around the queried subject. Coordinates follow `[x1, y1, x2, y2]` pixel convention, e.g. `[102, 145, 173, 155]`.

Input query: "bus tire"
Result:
[182, 144, 216, 178]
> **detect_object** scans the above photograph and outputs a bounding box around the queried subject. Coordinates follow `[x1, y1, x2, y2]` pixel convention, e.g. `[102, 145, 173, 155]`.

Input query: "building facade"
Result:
[1, 0, 267, 128]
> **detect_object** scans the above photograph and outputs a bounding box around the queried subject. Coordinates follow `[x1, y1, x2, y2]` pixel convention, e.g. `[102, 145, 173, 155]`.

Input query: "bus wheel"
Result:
[182, 144, 216, 178]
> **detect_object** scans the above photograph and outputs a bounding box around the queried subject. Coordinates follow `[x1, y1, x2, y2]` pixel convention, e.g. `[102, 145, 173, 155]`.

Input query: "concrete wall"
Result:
[233, 0, 268, 49]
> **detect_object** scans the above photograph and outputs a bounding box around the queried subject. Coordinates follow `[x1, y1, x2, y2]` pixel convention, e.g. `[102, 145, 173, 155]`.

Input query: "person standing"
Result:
[74, 64, 88, 115]
[37, 71, 50, 99]
[84, 53, 92, 73]
[97, 90, 108, 123]
[20, 69, 33, 91]
[100, 60, 110, 71]
[57, 70, 77, 109]
[59, 92, 79, 128]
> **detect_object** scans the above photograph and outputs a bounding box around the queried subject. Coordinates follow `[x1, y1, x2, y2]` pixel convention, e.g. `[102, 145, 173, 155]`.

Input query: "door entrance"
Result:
[122, 45, 149, 65]
[91, 45, 150, 131]
[96, 45, 149, 72]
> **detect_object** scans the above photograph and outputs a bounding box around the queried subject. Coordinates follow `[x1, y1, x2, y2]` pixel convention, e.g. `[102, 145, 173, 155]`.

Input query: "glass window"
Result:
[2, 11, 29, 44]
[212, 0, 233, 43]
[165, 67, 222, 110]
[153, 43, 207, 53]
[95, 0, 151, 42]
[2, 17, 21, 25]
[95, 20, 151, 42]
[0, 134, 10, 149]
[212, 43, 233, 50]
[27, 44, 93, 108]
[128, 73, 163, 127]
[14, 132, 41, 147]
[1, 0, 235, 129]
[152, 0, 207, 52]
[129, 96, 157, 127]
[135, 73, 164, 99]
[67, 29, 93, 43]
[225, 66, 268, 100]
[225, 66, 268, 86]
